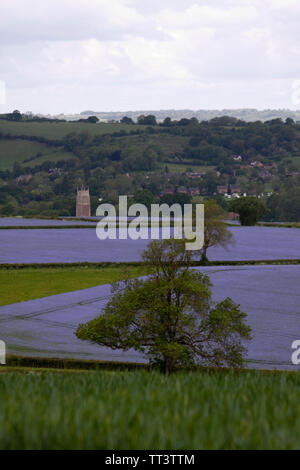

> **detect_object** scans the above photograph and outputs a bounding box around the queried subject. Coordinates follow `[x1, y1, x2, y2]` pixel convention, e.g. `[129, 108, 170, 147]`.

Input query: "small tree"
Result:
[11, 110, 22, 121]
[200, 200, 233, 263]
[87, 116, 99, 123]
[121, 116, 134, 124]
[229, 197, 267, 226]
[137, 114, 157, 126]
[134, 189, 155, 209]
[75, 239, 251, 374]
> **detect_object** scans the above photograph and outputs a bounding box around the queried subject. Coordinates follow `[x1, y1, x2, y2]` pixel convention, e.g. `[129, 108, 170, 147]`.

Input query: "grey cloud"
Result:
[0, 0, 164, 44]
[0, 0, 300, 113]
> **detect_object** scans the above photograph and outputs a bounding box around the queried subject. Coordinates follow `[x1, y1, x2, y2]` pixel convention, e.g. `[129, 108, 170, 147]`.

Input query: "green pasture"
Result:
[0, 139, 76, 170]
[0, 265, 148, 306]
[0, 120, 143, 140]
[0, 369, 300, 449]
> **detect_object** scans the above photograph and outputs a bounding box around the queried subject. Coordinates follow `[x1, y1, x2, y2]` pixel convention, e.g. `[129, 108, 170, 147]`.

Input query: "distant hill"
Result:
[69, 109, 300, 123]
[1, 115, 300, 221]
[0, 120, 141, 170]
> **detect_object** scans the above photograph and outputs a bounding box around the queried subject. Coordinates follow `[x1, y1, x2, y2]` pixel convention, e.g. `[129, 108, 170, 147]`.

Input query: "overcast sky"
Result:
[1, 0, 300, 114]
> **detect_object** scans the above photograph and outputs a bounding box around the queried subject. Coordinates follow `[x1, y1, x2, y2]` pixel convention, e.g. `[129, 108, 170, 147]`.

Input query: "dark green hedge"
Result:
[0, 262, 145, 270]
[5, 355, 292, 376]
[6, 355, 149, 371]
[0, 259, 299, 270]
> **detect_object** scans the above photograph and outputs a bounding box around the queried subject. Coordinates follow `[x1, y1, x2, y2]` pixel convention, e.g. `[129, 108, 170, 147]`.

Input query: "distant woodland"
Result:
[0, 111, 299, 221]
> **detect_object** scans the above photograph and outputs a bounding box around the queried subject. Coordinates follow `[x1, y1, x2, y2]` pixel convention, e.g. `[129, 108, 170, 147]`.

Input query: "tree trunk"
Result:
[201, 247, 208, 264]
[164, 356, 174, 375]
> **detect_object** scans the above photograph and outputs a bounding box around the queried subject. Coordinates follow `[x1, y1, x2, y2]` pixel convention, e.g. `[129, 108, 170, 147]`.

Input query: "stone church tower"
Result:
[76, 188, 91, 217]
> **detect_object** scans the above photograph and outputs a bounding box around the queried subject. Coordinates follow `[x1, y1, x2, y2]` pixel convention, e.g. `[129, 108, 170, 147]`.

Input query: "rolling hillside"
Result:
[0, 139, 76, 171]
[0, 120, 142, 140]
[0, 116, 299, 221]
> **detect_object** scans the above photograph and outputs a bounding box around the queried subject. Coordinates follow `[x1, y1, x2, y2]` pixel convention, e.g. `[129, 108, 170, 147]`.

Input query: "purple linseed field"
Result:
[0, 223, 299, 370]
[0, 217, 96, 226]
[0, 226, 299, 263]
[1, 265, 299, 370]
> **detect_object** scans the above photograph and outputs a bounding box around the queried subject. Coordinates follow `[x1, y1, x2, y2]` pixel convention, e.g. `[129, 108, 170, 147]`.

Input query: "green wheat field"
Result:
[0, 368, 300, 450]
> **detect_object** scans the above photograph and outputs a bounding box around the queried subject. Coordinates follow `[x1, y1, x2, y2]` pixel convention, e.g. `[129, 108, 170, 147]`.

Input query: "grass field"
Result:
[0, 120, 143, 140]
[0, 140, 52, 170]
[25, 149, 76, 168]
[114, 133, 190, 156]
[0, 265, 148, 306]
[0, 139, 76, 170]
[0, 368, 299, 449]
[165, 162, 215, 173]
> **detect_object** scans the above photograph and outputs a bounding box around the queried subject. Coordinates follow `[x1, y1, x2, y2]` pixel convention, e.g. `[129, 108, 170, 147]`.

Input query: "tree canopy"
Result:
[76, 239, 251, 374]
[229, 197, 267, 226]
[1, 115, 299, 219]
[137, 115, 157, 126]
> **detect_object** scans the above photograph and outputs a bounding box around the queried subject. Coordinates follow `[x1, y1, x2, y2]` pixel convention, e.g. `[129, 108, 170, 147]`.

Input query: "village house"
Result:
[186, 172, 205, 179]
[217, 184, 241, 197]
[217, 185, 228, 195]
[229, 185, 242, 198]
[177, 186, 188, 195]
[16, 174, 32, 184]
[190, 188, 200, 196]
[285, 169, 299, 178]
[227, 211, 240, 220]
[250, 161, 264, 168]
[162, 188, 175, 196]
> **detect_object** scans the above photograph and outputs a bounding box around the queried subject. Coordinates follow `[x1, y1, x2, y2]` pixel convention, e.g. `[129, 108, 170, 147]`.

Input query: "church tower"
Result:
[76, 188, 91, 217]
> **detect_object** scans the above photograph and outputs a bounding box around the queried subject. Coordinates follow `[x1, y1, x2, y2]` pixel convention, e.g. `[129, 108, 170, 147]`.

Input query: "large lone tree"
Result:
[76, 239, 251, 374]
